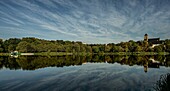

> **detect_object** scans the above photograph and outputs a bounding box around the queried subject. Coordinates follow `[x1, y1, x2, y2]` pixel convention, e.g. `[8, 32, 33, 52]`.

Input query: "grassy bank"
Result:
[0, 52, 169, 56]
[94, 52, 168, 55]
[34, 52, 93, 56]
[31, 52, 170, 56]
[104, 52, 169, 55]
[0, 53, 10, 56]
[34, 52, 72, 56]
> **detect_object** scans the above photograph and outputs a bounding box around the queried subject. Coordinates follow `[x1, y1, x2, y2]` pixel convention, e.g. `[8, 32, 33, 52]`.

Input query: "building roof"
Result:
[148, 38, 160, 44]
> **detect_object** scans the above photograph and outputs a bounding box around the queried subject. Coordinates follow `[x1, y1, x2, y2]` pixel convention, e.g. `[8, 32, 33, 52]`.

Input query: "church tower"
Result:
[144, 34, 148, 42]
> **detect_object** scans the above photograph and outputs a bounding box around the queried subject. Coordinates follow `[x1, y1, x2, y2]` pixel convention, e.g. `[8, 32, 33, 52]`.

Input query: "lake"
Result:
[0, 55, 170, 91]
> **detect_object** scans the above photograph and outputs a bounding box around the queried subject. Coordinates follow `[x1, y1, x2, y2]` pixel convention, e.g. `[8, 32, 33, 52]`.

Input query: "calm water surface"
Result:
[0, 55, 170, 91]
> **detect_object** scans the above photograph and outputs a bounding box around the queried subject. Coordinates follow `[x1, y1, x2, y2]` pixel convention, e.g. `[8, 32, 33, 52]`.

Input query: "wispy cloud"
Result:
[0, 0, 170, 43]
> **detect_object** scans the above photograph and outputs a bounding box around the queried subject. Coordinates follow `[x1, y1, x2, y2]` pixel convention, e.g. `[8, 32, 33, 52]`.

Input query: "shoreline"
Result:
[0, 52, 169, 56]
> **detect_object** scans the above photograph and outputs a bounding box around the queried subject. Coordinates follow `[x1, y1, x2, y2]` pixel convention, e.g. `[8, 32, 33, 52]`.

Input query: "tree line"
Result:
[0, 37, 170, 53]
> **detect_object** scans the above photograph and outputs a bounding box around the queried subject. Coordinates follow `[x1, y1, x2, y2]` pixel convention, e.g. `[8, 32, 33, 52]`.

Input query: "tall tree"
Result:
[16, 41, 34, 53]
[3, 38, 21, 52]
[0, 39, 4, 52]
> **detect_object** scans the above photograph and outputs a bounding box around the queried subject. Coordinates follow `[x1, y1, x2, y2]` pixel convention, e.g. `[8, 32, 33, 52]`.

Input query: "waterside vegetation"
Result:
[0, 37, 170, 56]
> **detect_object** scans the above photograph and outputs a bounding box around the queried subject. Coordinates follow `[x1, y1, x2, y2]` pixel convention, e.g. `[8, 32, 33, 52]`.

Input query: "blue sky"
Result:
[0, 0, 170, 44]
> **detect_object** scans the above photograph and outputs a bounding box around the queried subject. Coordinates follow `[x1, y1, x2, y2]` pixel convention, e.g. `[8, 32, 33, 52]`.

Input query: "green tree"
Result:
[16, 41, 34, 52]
[112, 46, 124, 52]
[105, 45, 112, 52]
[57, 45, 65, 52]
[85, 46, 92, 53]
[165, 39, 170, 52]
[92, 46, 99, 53]
[80, 45, 86, 52]
[65, 45, 72, 53]
[73, 43, 80, 53]
[8, 45, 15, 52]
[135, 45, 142, 52]
[127, 41, 138, 52]
[154, 46, 162, 52]
[0, 39, 4, 52]
[3, 38, 21, 52]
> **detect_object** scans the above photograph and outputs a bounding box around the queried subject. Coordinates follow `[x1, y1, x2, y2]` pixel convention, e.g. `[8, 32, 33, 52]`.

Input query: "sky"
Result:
[0, 0, 170, 44]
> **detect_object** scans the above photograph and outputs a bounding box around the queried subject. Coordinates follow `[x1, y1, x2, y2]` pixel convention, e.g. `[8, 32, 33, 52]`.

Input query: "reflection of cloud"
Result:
[0, 0, 170, 43]
[0, 63, 169, 91]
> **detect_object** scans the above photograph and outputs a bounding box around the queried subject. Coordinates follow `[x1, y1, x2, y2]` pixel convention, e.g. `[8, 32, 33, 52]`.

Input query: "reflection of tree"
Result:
[0, 55, 169, 71]
[105, 55, 112, 63]
[165, 55, 170, 67]
[154, 73, 170, 91]
[1, 57, 21, 70]
[7, 58, 21, 70]
[16, 56, 86, 70]
[91, 55, 100, 62]
[0, 57, 4, 69]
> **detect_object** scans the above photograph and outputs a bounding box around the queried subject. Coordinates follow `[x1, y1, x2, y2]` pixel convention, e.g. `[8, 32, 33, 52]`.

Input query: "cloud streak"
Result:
[0, 0, 170, 43]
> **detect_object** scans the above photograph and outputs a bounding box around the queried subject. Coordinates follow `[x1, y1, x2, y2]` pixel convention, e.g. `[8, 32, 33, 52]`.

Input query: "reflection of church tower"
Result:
[144, 34, 148, 42]
[143, 61, 148, 73]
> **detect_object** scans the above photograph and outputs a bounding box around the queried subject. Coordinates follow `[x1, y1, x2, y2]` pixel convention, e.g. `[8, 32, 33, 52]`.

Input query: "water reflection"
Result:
[0, 55, 170, 91]
[0, 55, 170, 71]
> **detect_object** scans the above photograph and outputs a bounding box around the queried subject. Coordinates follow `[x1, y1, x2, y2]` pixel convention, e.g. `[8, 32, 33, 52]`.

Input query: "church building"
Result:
[144, 34, 162, 48]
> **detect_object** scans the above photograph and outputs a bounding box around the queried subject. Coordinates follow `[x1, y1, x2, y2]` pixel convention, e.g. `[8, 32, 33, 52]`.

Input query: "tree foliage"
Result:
[0, 39, 3, 52]
[0, 37, 170, 53]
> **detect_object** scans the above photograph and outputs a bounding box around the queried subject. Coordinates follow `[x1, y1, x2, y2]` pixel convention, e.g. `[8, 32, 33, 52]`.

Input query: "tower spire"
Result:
[144, 34, 148, 42]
